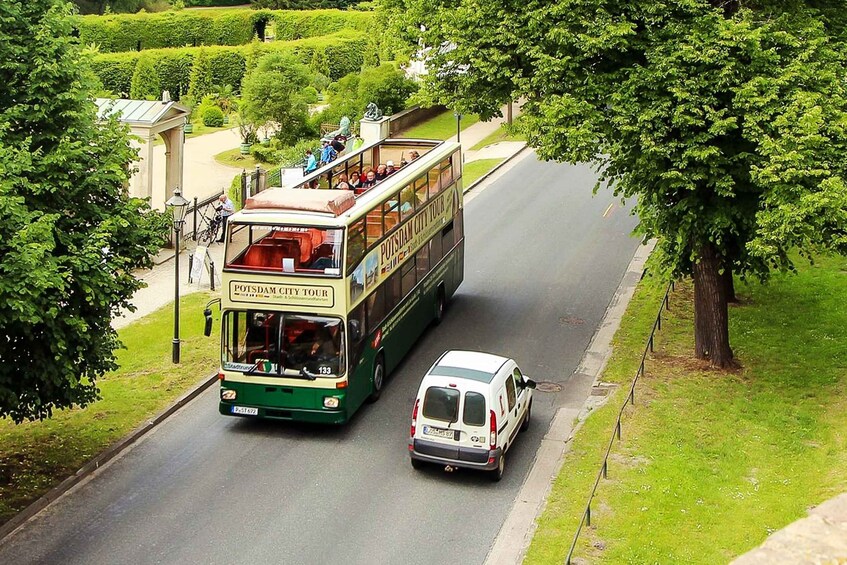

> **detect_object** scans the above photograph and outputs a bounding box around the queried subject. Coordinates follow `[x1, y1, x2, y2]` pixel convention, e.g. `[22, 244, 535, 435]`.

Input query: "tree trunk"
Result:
[692, 242, 735, 368]
[722, 268, 738, 303]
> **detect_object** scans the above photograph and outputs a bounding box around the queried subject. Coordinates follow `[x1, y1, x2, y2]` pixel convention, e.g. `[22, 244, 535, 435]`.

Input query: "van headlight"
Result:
[221, 389, 237, 401]
[323, 396, 340, 409]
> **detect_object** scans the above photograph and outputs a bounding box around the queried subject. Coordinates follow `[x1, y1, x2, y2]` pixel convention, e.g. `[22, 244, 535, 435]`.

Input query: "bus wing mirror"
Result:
[348, 319, 361, 342]
[204, 308, 214, 337]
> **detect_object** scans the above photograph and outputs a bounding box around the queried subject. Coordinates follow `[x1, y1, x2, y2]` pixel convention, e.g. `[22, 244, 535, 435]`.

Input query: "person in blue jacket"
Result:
[304, 149, 317, 173]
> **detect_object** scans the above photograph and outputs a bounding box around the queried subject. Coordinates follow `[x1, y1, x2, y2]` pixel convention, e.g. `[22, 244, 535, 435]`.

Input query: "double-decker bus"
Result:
[209, 138, 464, 424]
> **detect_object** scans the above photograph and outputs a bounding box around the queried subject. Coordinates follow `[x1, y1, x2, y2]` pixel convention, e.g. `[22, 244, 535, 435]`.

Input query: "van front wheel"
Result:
[490, 453, 505, 482]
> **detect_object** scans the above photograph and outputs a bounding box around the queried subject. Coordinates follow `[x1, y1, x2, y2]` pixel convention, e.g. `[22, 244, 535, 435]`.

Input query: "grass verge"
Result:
[0, 292, 221, 525]
[525, 255, 847, 563]
[214, 147, 260, 169]
[462, 158, 505, 187]
[469, 122, 525, 151]
[400, 110, 481, 140]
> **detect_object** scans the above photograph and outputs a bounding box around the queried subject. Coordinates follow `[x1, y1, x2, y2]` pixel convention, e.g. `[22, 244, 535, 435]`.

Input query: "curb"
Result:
[0, 372, 219, 543]
[484, 240, 656, 565]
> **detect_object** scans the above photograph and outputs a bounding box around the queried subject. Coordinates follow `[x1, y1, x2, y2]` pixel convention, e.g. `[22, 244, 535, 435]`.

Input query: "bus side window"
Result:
[401, 258, 416, 296]
[366, 210, 383, 247]
[385, 271, 402, 313]
[430, 232, 443, 265]
[347, 218, 366, 272]
[414, 176, 428, 206]
[383, 196, 400, 234]
[400, 185, 415, 220]
[440, 158, 453, 188]
[428, 166, 440, 197]
[441, 221, 455, 252]
[366, 285, 387, 331]
[415, 244, 430, 281]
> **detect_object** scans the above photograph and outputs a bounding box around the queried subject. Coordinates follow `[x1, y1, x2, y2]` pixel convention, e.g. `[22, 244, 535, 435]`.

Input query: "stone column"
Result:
[359, 116, 391, 145]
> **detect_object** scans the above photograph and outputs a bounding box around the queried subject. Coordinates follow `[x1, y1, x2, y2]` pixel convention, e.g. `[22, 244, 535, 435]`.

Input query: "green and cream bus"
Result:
[210, 138, 464, 424]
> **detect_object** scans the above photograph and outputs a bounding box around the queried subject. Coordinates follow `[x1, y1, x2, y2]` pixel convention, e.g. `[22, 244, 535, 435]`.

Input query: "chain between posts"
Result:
[565, 281, 674, 564]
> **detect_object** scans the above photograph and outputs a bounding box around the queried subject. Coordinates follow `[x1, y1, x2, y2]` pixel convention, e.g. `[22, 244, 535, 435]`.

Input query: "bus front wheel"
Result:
[368, 356, 385, 403]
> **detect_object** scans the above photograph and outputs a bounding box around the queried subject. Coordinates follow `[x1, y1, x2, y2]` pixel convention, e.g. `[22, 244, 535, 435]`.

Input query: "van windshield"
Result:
[423, 386, 459, 423]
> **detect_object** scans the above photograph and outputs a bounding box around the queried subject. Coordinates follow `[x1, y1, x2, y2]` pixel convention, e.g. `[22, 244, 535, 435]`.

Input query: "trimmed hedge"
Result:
[91, 31, 367, 98]
[75, 10, 270, 53]
[75, 9, 374, 53]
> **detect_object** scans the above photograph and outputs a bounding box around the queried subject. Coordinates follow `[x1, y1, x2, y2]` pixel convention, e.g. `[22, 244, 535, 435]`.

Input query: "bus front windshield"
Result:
[223, 311, 345, 378]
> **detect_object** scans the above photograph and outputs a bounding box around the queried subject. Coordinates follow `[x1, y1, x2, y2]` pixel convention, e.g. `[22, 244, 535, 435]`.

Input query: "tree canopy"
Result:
[396, 0, 847, 367]
[240, 53, 313, 146]
[0, 0, 167, 421]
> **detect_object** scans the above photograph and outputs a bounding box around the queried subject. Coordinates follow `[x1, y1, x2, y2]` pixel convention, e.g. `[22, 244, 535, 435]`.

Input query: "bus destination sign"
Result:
[230, 281, 335, 308]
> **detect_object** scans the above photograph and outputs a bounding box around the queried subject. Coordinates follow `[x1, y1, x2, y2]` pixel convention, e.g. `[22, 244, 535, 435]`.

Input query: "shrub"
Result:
[90, 54, 138, 97]
[250, 142, 281, 164]
[202, 106, 225, 127]
[319, 63, 417, 124]
[129, 53, 160, 99]
[302, 86, 319, 104]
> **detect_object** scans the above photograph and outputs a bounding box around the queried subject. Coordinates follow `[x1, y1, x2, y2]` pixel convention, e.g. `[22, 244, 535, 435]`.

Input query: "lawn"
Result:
[524, 255, 847, 563]
[0, 292, 221, 525]
[469, 122, 525, 151]
[462, 158, 505, 187]
[400, 110, 481, 140]
[214, 147, 260, 169]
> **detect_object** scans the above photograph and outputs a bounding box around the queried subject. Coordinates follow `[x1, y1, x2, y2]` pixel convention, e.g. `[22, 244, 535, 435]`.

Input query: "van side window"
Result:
[513, 368, 523, 391]
[463, 392, 486, 426]
[505, 377, 516, 411]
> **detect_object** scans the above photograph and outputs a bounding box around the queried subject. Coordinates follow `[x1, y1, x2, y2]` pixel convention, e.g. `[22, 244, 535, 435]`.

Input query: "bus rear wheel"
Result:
[434, 291, 446, 325]
[368, 356, 385, 403]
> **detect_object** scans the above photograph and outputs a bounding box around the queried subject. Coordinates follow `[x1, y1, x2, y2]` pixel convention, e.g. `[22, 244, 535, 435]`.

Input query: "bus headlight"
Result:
[323, 396, 340, 409]
[221, 389, 237, 401]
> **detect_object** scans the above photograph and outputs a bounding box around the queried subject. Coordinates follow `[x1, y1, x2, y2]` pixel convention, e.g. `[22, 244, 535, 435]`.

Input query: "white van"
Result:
[408, 350, 536, 481]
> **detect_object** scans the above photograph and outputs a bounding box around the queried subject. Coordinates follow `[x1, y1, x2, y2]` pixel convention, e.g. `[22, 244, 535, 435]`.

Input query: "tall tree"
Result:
[396, 0, 847, 367]
[0, 0, 167, 422]
[240, 53, 313, 146]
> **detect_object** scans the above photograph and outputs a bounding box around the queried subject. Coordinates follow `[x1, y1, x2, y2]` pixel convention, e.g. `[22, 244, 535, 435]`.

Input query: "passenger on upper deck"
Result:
[361, 169, 377, 189]
[335, 173, 351, 190]
[349, 172, 362, 191]
[385, 160, 397, 176]
[408, 150, 420, 162]
[375, 164, 388, 181]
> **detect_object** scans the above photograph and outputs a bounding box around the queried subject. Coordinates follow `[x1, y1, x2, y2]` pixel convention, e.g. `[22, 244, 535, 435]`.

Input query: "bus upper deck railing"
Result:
[565, 278, 675, 564]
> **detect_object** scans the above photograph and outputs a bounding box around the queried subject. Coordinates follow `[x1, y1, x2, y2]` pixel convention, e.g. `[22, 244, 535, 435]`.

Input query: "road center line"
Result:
[602, 202, 614, 218]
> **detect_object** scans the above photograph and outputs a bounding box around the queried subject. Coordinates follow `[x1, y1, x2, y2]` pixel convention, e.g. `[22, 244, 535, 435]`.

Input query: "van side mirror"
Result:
[348, 319, 361, 342]
[523, 378, 537, 390]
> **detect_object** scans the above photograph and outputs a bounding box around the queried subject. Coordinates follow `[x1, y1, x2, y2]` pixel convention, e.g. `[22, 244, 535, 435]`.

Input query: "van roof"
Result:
[429, 350, 511, 384]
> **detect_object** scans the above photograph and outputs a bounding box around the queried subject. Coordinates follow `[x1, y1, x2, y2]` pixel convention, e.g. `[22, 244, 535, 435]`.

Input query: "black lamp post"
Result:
[454, 112, 462, 143]
[165, 187, 189, 364]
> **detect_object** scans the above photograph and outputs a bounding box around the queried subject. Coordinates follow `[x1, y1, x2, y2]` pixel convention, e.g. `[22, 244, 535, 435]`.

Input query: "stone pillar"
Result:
[134, 136, 155, 202]
[161, 126, 184, 204]
[359, 116, 391, 145]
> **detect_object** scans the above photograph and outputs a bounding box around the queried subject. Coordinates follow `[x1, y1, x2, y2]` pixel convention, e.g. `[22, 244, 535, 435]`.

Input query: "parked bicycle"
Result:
[197, 207, 223, 245]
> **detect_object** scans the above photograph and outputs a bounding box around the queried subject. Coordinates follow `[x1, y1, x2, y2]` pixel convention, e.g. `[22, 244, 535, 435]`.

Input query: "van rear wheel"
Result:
[410, 457, 424, 470]
[367, 356, 384, 403]
[490, 453, 505, 482]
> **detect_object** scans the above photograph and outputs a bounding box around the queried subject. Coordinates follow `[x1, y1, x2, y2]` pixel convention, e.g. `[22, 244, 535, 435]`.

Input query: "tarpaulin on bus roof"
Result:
[244, 188, 355, 216]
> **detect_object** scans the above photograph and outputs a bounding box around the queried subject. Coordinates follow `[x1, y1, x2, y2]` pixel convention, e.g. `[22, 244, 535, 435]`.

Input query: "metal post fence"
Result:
[565, 281, 675, 565]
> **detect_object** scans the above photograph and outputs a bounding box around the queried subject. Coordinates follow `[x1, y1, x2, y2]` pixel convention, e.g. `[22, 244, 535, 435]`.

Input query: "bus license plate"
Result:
[231, 406, 258, 416]
[423, 425, 456, 440]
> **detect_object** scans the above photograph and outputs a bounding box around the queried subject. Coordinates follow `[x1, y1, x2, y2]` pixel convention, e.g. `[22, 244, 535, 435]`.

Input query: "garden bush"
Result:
[271, 10, 373, 40]
[202, 106, 225, 127]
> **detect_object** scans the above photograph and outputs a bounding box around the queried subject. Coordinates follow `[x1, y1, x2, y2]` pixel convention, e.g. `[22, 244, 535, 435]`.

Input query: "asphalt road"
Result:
[0, 153, 641, 565]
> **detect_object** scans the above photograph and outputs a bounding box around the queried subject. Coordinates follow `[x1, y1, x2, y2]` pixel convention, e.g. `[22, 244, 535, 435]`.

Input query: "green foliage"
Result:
[187, 48, 214, 101]
[302, 85, 319, 104]
[250, 142, 281, 163]
[240, 53, 313, 146]
[73, 9, 270, 53]
[74, 8, 373, 53]
[129, 53, 160, 99]
[0, 0, 167, 422]
[319, 63, 417, 124]
[404, 0, 847, 361]
[90, 31, 367, 99]
[270, 9, 373, 40]
[201, 105, 225, 127]
[251, 1, 358, 9]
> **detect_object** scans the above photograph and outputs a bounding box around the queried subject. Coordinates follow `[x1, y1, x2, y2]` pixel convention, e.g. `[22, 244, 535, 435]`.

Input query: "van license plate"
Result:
[231, 406, 258, 416]
[423, 425, 457, 440]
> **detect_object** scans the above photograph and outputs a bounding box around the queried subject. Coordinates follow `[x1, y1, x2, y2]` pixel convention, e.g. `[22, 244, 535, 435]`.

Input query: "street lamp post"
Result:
[165, 187, 189, 364]
[454, 112, 462, 143]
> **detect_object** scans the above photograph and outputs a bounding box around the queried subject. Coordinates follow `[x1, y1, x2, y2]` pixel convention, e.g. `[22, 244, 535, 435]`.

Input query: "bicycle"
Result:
[197, 208, 223, 245]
